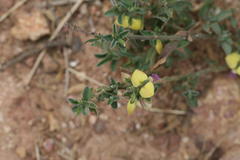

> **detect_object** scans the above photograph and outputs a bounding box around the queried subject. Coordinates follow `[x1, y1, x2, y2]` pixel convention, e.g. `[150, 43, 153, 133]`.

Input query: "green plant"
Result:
[69, 0, 240, 116]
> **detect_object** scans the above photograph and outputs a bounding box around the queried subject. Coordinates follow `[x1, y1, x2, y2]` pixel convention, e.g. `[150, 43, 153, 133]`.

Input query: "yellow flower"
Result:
[131, 69, 155, 98]
[115, 15, 144, 31]
[225, 52, 240, 69]
[115, 15, 129, 28]
[131, 69, 148, 87]
[155, 40, 163, 54]
[233, 67, 240, 75]
[225, 52, 240, 75]
[127, 100, 136, 115]
[139, 82, 154, 98]
[129, 17, 144, 30]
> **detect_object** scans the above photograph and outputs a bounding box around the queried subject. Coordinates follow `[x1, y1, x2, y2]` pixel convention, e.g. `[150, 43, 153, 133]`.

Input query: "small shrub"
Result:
[69, 0, 240, 115]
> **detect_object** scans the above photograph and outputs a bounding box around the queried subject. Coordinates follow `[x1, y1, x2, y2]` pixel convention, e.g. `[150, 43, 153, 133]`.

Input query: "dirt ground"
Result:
[0, 0, 240, 160]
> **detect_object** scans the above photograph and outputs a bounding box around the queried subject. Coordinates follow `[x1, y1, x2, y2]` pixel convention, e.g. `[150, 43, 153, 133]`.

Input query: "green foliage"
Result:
[183, 90, 199, 108]
[199, 0, 235, 54]
[69, 87, 97, 115]
[70, 0, 239, 116]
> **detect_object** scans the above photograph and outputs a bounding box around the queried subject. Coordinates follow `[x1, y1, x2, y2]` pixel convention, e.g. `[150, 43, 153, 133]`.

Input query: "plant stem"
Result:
[156, 66, 228, 84]
[128, 33, 210, 41]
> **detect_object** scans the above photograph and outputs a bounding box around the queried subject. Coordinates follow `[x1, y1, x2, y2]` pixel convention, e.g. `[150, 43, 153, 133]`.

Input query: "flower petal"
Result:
[127, 100, 136, 115]
[129, 18, 144, 30]
[155, 40, 163, 54]
[234, 67, 240, 75]
[140, 82, 154, 98]
[225, 52, 240, 69]
[115, 15, 129, 28]
[131, 69, 148, 87]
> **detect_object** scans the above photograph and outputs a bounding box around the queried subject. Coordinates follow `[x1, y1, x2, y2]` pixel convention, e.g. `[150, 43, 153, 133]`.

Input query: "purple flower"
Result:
[151, 74, 160, 81]
[229, 71, 238, 79]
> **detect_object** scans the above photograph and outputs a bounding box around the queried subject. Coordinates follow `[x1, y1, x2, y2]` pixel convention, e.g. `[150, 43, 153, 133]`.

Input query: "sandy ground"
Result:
[0, 0, 240, 160]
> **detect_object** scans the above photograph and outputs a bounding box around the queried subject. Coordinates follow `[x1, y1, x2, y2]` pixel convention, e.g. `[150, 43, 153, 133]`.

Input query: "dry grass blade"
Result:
[46, 0, 77, 6]
[68, 68, 105, 86]
[0, 0, 29, 23]
[24, 0, 84, 85]
[144, 107, 187, 115]
[64, 49, 71, 96]
[35, 144, 41, 160]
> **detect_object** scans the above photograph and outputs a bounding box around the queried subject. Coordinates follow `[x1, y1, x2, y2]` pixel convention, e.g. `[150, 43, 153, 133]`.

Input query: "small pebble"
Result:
[3, 126, 11, 133]
[43, 139, 54, 152]
[99, 114, 108, 120]
[69, 121, 76, 129]
[61, 122, 68, 129]
[69, 60, 79, 67]
[135, 123, 141, 130]
[89, 115, 97, 125]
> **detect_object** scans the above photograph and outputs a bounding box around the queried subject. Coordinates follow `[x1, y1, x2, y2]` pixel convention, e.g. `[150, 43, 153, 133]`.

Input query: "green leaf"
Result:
[199, 0, 213, 20]
[97, 56, 112, 66]
[215, 10, 233, 22]
[117, 15, 123, 25]
[110, 39, 118, 48]
[202, 23, 211, 33]
[68, 98, 79, 104]
[118, 0, 132, 8]
[155, 16, 168, 23]
[178, 40, 190, 48]
[82, 87, 93, 101]
[230, 18, 238, 28]
[85, 38, 98, 43]
[118, 30, 129, 39]
[89, 107, 98, 115]
[72, 105, 82, 114]
[111, 102, 118, 109]
[113, 24, 118, 36]
[170, 0, 192, 13]
[210, 23, 221, 35]
[221, 42, 232, 54]
[111, 60, 117, 71]
[183, 90, 199, 108]
[104, 8, 119, 16]
[95, 53, 108, 58]
[102, 35, 113, 41]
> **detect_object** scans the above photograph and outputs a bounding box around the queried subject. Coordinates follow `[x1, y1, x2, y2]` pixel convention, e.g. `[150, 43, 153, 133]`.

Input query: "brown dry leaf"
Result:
[151, 42, 178, 70]
[16, 146, 26, 158]
[55, 69, 65, 82]
[48, 113, 60, 132]
[152, 56, 168, 69]
[11, 10, 50, 41]
[121, 72, 130, 81]
[42, 55, 58, 73]
[67, 84, 85, 95]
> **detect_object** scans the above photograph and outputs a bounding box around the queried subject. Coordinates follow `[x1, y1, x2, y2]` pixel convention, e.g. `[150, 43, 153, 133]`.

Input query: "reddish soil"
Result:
[0, 0, 240, 160]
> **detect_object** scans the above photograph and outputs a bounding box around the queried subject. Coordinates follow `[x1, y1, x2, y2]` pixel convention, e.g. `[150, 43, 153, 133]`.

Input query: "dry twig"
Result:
[144, 107, 187, 115]
[56, 141, 75, 160]
[0, 40, 68, 71]
[64, 49, 71, 96]
[68, 68, 105, 86]
[24, 0, 84, 85]
[35, 144, 41, 160]
[43, 0, 77, 6]
[0, 0, 29, 23]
